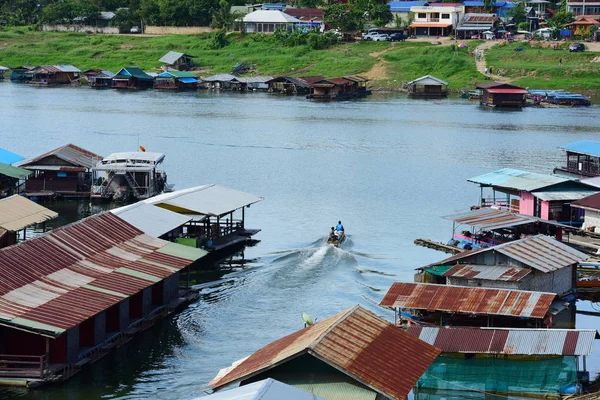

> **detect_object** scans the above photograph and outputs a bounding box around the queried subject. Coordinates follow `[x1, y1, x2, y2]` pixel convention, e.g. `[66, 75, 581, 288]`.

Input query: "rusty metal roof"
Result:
[379, 282, 556, 319]
[406, 326, 597, 356]
[442, 207, 570, 231]
[211, 305, 441, 399]
[423, 235, 587, 273]
[0, 212, 206, 337]
[443, 264, 531, 282]
[0, 195, 58, 231]
[18, 143, 102, 170]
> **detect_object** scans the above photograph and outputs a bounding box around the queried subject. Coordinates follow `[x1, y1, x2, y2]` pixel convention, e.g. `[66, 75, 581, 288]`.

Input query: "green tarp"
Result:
[0, 162, 31, 179]
[424, 265, 453, 276]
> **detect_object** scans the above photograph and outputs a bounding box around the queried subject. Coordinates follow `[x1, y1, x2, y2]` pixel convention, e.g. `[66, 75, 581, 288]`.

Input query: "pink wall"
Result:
[519, 191, 535, 216]
[541, 200, 550, 220]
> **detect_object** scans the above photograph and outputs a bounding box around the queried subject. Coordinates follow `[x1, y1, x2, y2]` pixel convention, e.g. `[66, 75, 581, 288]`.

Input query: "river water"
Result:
[1, 82, 600, 399]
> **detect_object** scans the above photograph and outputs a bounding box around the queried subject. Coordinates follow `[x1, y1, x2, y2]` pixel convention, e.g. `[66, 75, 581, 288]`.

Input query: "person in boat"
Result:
[336, 221, 344, 233]
[329, 227, 338, 241]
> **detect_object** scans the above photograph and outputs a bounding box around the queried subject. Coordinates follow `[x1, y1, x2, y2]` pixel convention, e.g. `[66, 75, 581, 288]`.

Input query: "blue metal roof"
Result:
[560, 140, 600, 157]
[463, 1, 515, 6]
[178, 77, 198, 83]
[263, 3, 285, 9]
[468, 168, 570, 192]
[389, 1, 428, 11]
[0, 148, 25, 165]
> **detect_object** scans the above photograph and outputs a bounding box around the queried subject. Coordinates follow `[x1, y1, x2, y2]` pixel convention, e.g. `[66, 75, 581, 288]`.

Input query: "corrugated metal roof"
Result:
[468, 168, 569, 192]
[533, 191, 598, 201]
[144, 184, 263, 217]
[235, 76, 274, 83]
[0, 148, 25, 165]
[158, 71, 196, 78]
[203, 74, 237, 82]
[243, 10, 301, 23]
[0, 213, 206, 336]
[406, 326, 597, 356]
[487, 88, 529, 94]
[211, 305, 441, 400]
[31, 65, 81, 74]
[0, 162, 31, 180]
[379, 282, 556, 319]
[111, 202, 191, 238]
[0, 195, 58, 231]
[408, 75, 448, 87]
[159, 51, 194, 65]
[287, 378, 377, 400]
[443, 264, 531, 281]
[572, 192, 600, 211]
[202, 378, 326, 400]
[442, 207, 574, 230]
[114, 67, 154, 81]
[18, 143, 102, 170]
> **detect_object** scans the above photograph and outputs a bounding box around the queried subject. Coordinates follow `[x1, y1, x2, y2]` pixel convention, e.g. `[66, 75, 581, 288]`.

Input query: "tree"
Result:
[298, 0, 323, 8]
[507, 1, 526, 24]
[483, 0, 494, 12]
[369, 3, 392, 27]
[324, 3, 364, 31]
[211, 0, 243, 29]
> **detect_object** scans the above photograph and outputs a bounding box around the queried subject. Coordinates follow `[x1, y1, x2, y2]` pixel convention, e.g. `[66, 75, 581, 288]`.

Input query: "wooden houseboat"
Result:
[0, 163, 30, 198]
[202, 74, 237, 90]
[0, 195, 57, 249]
[554, 140, 600, 178]
[17, 144, 102, 199]
[0, 66, 8, 80]
[476, 82, 528, 108]
[307, 76, 371, 100]
[112, 67, 154, 90]
[266, 76, 325, 94]
[158, 51, 195, 71]
[407, 75, 449, 97]
[29, 65, 81, 85]
[10, 66, 34, 82]
[83, 69, 115, 88]
[155, 71, 198, 90]
[91, 152, 168, 202]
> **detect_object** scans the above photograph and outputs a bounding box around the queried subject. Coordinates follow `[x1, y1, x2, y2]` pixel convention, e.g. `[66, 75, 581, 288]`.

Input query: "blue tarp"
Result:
[178, 77, 198, 83]
[0, 148, 25, 165]
[560, 140, 600, 157]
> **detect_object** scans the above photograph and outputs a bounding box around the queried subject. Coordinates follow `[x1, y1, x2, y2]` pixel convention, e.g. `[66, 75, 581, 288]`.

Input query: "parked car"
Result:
[372, 33, 390, 41]
[569, 43, 585, 52]
[533, 28, 552, 39]
[130, 26, 141, 34]
[389, 33, 407, 42]
[362, 32, 381, 41]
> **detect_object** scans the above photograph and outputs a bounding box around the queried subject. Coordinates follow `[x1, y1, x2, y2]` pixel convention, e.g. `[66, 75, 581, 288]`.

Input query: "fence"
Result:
[0, 354, 48, 378]
[144, 26, 215, 35]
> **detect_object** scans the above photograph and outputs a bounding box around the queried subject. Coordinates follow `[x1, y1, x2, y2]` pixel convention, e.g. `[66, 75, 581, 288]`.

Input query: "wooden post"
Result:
[242, 206, 245, 229]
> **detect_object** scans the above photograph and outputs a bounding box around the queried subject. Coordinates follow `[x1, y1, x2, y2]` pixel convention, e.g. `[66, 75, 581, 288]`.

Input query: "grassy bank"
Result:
[485, 42, 600, 92]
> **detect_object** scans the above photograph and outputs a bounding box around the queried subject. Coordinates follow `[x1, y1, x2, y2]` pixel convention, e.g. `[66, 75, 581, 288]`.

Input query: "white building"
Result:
[409, 5, 462, 36]
[242, 10, 301, 33]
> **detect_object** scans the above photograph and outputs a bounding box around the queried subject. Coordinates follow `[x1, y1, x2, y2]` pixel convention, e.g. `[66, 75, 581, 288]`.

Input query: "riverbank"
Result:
[1, 28, 600, 92]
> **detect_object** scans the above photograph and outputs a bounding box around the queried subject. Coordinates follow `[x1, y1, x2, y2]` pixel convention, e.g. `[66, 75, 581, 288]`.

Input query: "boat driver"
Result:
[336, 221, 344, 233]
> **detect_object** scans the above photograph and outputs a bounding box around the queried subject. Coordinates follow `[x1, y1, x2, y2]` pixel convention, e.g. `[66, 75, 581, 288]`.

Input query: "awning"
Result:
[533, 191, 598, 202]
[178, 77, 198, 83]
[111, 202, 192, 238]
[456, 25, 493, 31]
[423, 265, 453, 276]
[0, 195, 58, 231]
[0, 162, 31, 180]
[410, 23, 452, 28]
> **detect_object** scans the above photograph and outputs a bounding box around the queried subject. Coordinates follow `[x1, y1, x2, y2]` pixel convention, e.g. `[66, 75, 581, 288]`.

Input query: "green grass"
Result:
[485, 42, 600, 91]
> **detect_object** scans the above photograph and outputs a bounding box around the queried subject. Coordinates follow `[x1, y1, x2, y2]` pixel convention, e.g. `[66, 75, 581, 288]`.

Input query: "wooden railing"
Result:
[0, 354, 48, 378]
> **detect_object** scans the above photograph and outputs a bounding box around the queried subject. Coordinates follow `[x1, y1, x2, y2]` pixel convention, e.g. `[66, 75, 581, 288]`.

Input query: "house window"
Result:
[57, 172, 67, 178]
[442, 13, 450, 19]
[418, 13, 426, 18]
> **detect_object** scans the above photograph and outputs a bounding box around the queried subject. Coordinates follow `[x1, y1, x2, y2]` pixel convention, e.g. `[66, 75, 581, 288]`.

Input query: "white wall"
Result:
[41, 24, 120, 34]
[583, 209, 600, 233]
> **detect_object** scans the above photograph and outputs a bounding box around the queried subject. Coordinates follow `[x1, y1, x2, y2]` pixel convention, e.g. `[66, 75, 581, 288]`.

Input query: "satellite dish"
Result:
[139, 145, 146, 152]
[302, 312, 313, 326]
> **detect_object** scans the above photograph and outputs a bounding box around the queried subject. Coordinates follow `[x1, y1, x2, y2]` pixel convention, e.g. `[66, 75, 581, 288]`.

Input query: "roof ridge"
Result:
[308, 304, 360, 349]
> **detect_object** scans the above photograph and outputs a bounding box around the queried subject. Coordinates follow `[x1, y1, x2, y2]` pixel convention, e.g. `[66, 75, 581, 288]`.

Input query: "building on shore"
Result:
[380, 282, 567, 328]
[158, 51, 195, 71]
[266, 76, 325, 94]
[210, 305, 441, 400]
[112, 67, 155, 89]
[155, 71, 199, 90]
[408, 5, 462, 36]
[571, 192, 600, 233]
[29, 65, 81, 85]
[455, 13, 501, 39]
[416, 234, 587, 295]
[0, 212, 207, 387]
[476, 82, 528, 107]
[17, 144, 102, 199]
[407, 75, 449, 97]
[0, 195, 57, 248]
[408, 326, 597, 397]
[241, 10, 301, 33]
[82, 69, 115, 88]
[468, 168, 598, 223]
[554, 140, 600, 178]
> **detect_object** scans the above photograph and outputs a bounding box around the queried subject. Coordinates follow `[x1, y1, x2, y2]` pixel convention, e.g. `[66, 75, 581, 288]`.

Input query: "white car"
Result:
[362, 32, 381, 41]
[130, 26, 141, 34]
[372, 33, 390, 41]
[533, 28, 551, 38]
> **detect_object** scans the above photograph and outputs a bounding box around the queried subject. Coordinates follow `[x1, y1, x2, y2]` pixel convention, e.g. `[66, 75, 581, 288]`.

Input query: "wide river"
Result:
[1, 82, 600, 400]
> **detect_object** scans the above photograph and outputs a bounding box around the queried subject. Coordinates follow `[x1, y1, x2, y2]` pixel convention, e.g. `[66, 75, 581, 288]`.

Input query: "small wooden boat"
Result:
[327, 231, 345, 247]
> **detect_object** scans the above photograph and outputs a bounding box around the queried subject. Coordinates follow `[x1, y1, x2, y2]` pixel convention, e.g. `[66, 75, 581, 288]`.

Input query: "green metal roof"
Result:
[115, 67, 154, 81]
[0, 162, 32, 179]
[158, 241, 208, 260]
[168, 71, 196, 78]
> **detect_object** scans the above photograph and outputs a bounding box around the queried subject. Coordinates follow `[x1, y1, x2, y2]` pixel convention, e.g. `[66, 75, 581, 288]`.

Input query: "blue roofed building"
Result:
[0, 148, 25, 165]
[555, 140, 600, 179]
[463, 1, 516, 19]
[387, 1, 429, 26]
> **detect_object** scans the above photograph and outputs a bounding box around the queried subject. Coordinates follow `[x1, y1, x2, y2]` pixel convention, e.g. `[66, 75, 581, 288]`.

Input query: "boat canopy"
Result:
[94, 152, 165, 171]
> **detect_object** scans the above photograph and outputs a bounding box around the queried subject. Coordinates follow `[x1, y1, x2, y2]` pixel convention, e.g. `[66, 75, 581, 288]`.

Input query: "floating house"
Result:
[202, 379, 325, 400]
[307, 76, 371, 100]
[112, 67, 155, 89]
[210, 305, 441, 400]
[455, 13, 501, 39]
[29, 65, 81, 85]
[417, 234, 586, 295]
[110, 202, 192, 240]
[476, 82, 528, 107]
[17, 144, 102, 199]
[10, 66, 34, 82]
[91, 152, 168, 202]
[158, 51, 195, 71]
[266, 76, 325, 94]
[0, 163, 30, 197]
[155, 71, 198, 90]
[0, 148, 25, 166]
[571, 192, 600, 233]
[468, 168, 598, 223]
[0, 212, 207, 386]
[230, 76, 274, 91]
[408, 326, 597, 398]
[0, 66, 8, 80]
[380, 282, 565, 328]
[202, 74, 238, 90]
[141, 184, 263, 253]
[82, 69, 115, 88]
[554, 140, 600, 178]
[407, 75, 449, 97]
[241, 10, 301, 33]
[0, 195, 57, 248]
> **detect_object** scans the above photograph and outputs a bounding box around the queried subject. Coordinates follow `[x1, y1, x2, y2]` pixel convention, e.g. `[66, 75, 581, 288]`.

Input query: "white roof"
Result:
[110, 202, 191, 237]
[203, 379, 325, 400]
[407, 75, 448, 86]
[102, 152, 165, 163]
[243, 10, 301, 23]
[0, 66, 8, 71]
[143, 184, 263, 217]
